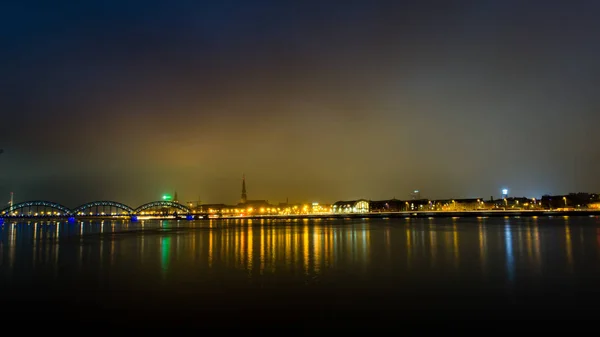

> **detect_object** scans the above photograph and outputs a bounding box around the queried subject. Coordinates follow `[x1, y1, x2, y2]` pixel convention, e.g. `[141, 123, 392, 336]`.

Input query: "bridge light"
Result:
[162, 194, 172, 201]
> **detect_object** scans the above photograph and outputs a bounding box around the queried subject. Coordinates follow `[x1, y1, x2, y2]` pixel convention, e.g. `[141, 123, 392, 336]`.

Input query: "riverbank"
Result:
[2, 209, 600, 222]
[214, 209, 600, 220]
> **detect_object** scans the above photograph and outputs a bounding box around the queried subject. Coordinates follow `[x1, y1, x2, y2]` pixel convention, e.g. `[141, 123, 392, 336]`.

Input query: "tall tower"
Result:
[241, 174, 247, 204]
[173, 191, 179, 203]
[411, 190, 420, 200]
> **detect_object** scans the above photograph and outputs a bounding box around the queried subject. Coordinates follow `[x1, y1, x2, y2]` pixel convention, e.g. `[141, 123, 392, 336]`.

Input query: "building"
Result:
[194, 175, 275, 217]
[431, 198, 484, 211]
[311, 202, 332, 214]
[332, 199, 370, 214]
[407, 199, 431, 211]
[240, 174, 247, 204]
[198, 204, 227, 213]
[369, 198, 405, 212]
[237, 174, 271, 208]
[589, 202, 600, 210]
[541, 193, 599, 209]
[410, 190, 421, 200]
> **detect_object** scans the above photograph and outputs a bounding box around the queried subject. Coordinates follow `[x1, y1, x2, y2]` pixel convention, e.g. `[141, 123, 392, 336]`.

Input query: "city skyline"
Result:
[2, 172, 597, 209]
[2, 1, 600, 207]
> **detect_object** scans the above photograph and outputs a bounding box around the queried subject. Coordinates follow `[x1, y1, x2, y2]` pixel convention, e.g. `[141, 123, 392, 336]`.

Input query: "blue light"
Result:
[186, 215, 194, 220]
[131, 215, 138, 222]
[68, 217, 76, 223]
[0, 217, 4, 225]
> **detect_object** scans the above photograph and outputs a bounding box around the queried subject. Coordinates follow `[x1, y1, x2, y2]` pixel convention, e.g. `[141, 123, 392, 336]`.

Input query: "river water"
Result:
[1, 216, 599, 325]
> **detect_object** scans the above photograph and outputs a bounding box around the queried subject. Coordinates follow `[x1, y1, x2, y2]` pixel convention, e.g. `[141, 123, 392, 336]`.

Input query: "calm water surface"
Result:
[1, 216, 600, 324]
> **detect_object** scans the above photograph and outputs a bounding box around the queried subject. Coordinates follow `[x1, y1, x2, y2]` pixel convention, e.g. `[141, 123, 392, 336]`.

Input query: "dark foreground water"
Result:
[1, 216, 600, 326]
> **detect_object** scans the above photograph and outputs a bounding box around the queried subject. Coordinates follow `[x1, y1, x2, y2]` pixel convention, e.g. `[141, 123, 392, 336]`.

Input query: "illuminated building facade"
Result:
[332, 199, 370, 214]
[589, 202, 600, 209]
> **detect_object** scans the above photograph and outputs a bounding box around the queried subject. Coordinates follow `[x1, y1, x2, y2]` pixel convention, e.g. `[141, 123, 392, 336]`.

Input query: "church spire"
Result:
[241, 174, 247, 204]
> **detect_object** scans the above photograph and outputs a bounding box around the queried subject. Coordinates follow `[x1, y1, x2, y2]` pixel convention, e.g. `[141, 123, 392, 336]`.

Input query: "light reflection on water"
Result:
[1, 217, 600, 294]
[504, 222, 515, 284]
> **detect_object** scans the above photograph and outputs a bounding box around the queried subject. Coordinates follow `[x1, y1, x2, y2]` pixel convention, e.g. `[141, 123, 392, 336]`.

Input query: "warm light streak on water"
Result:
[1, 216, 600, 323]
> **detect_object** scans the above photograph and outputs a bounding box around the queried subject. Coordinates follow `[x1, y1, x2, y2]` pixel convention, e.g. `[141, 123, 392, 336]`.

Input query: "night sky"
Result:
[2, 0, 600, 208]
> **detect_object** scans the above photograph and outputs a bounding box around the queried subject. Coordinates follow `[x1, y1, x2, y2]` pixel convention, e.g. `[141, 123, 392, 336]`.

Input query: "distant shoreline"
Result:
[217, 209, 600, 219]
[207, 209, 600, 220]
[2, 209, 600, 222]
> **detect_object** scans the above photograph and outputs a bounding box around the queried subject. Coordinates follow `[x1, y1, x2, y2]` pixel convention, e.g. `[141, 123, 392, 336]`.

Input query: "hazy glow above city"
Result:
[1, 0, 600, 207]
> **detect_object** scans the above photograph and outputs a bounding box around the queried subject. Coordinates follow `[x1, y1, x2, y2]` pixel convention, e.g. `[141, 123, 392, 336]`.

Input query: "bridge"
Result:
[0, 200, 202, 220]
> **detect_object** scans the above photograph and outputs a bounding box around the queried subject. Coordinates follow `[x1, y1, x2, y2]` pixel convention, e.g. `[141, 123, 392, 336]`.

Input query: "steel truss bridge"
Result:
[0, 200, 198, 219]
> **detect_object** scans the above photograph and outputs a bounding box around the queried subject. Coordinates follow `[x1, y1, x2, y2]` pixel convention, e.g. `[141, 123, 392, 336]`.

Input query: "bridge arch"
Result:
[134, 201, 190, 215]
[72, 201, 134, 215]
[0, 200, 73, 216]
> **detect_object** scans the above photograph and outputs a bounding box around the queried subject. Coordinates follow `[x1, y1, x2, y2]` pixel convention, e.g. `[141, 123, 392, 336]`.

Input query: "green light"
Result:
[162, 194, 172, 201]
